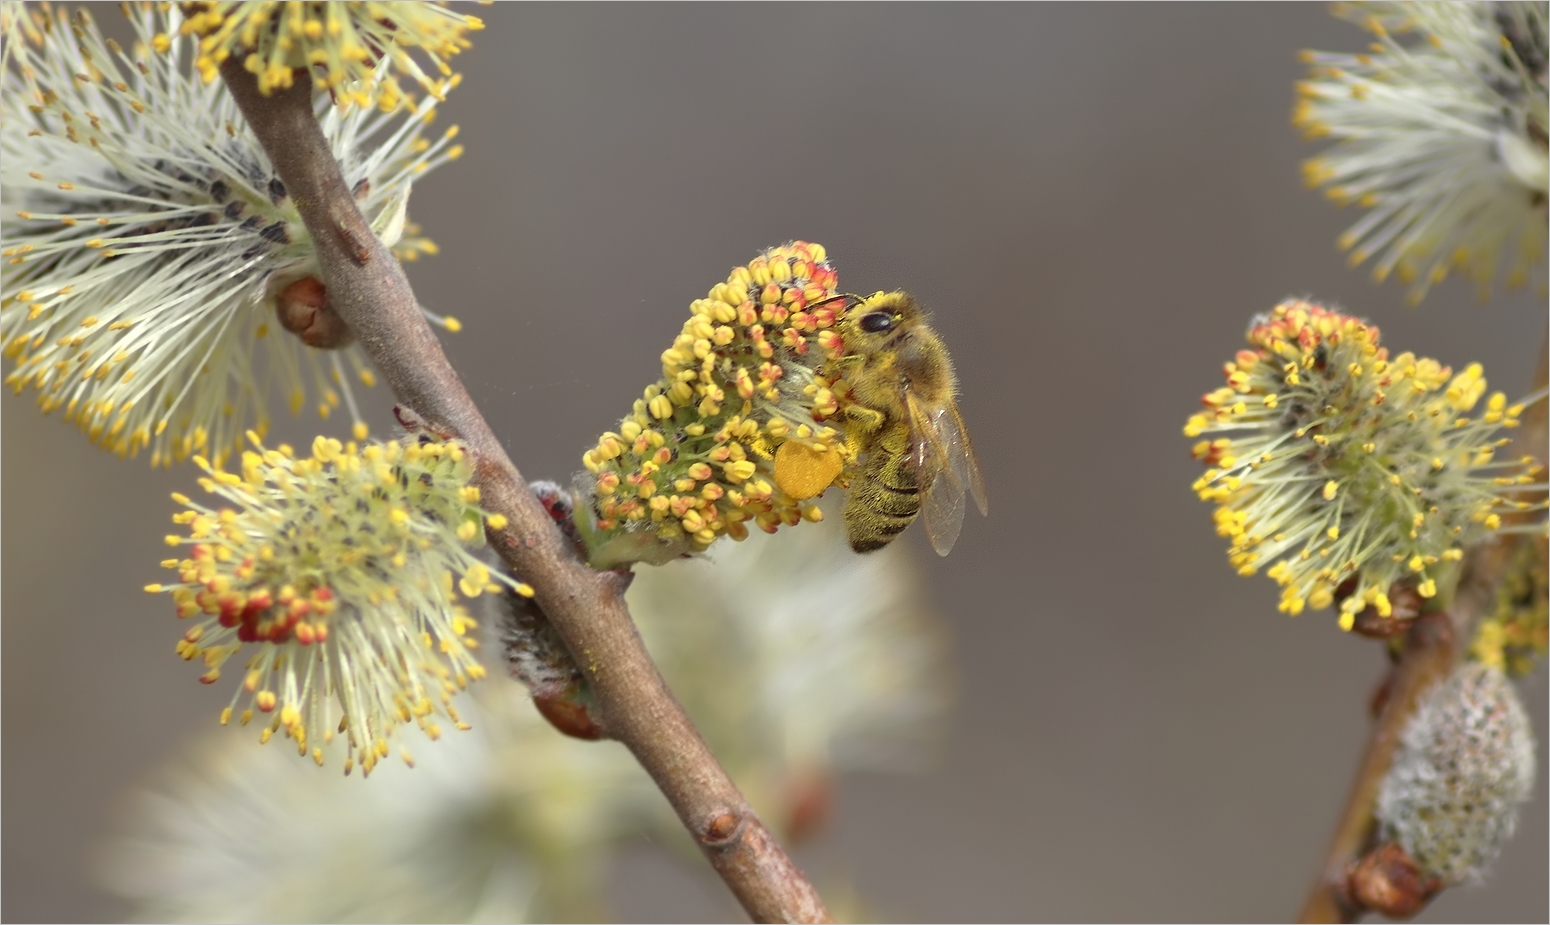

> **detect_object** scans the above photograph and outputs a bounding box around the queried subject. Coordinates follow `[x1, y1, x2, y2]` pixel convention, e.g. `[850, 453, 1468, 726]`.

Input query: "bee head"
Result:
[843, 291, 919, 344]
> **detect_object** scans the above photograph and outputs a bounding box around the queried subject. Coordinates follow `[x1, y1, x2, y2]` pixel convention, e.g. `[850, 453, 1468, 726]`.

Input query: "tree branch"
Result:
[1297, 336, 1549, 924]
[220, 61, 829, 924]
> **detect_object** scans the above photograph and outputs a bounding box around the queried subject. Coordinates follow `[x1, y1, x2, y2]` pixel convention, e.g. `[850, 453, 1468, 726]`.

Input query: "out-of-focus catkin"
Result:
[1376, 661, 1537, 885]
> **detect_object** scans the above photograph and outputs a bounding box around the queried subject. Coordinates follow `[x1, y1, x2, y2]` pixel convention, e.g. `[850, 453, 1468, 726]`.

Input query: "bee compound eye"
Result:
[859, 311, 893, 333]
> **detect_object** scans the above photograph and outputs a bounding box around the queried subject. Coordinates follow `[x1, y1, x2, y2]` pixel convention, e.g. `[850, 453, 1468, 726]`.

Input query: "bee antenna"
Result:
[808, 292, 857, 310]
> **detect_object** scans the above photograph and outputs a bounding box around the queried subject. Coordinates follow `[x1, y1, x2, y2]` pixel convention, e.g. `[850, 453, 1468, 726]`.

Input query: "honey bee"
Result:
[831, 291, 987, 556]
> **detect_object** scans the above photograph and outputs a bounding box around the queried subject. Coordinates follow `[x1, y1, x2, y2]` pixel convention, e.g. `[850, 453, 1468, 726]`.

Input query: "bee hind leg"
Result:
[843, 405, 887, 434]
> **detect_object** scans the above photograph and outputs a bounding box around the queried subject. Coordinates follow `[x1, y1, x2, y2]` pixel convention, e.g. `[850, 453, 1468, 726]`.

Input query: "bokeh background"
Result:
[3, 4, 1546, 922]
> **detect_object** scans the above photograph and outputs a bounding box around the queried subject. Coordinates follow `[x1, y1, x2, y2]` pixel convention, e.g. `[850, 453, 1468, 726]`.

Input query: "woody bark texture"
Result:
[220, 61, 829, 925]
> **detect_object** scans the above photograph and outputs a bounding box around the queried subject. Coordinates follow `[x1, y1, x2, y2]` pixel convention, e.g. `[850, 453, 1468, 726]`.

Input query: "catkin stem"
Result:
[220, 61, 829, 924]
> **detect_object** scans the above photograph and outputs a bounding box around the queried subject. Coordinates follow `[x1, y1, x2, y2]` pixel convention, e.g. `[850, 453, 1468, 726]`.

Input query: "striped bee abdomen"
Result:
[843, 425, 923, 553]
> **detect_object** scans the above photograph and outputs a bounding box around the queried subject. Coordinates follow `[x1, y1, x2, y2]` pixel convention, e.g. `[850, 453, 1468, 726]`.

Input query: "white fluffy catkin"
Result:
[1377, 661, 1537, 884]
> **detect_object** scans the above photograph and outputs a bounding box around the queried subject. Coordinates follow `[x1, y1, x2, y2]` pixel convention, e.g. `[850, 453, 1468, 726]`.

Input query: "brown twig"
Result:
[220, 61, 829, 924]
[1297, 335, 1549, 924]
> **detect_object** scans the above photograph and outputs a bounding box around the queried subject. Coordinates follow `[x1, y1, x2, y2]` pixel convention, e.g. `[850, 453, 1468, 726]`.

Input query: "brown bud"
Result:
[702, 811, 742, 845]
[533, 691, 606, 741]
[274, 276, 355, 349]
[1351, 609, 1413, 639]
[1385, 582, 1423, 622]
[1349, 581, 1423, 639]
[1346, 842, 1441, 919]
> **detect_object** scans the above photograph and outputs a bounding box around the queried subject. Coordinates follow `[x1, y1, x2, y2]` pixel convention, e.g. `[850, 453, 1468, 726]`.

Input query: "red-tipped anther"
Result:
[219, 592, 245, 621]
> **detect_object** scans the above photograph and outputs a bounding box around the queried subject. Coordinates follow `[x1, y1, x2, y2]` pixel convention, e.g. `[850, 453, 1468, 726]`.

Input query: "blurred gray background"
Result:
[3, 4, 1546, 922]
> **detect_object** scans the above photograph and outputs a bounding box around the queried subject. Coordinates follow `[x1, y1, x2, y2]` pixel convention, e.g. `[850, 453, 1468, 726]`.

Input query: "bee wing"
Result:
[907, 392, 968, 557]
[946, 401, 988, 517]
